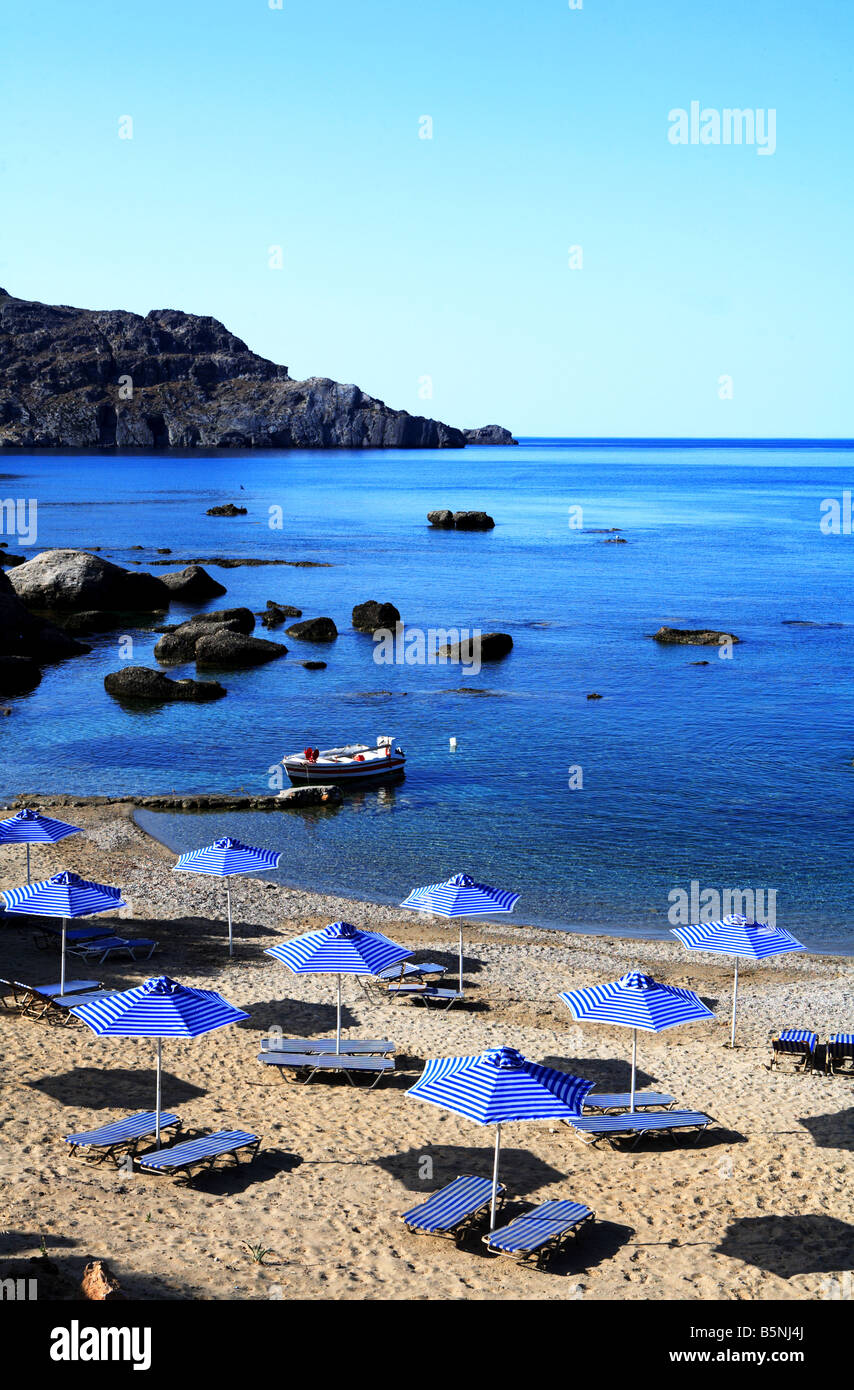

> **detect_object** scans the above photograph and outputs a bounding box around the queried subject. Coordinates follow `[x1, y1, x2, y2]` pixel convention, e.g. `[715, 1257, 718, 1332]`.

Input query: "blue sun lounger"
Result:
[825, 1033, 854, 1075]
[65, 1111, 181, 1162]
[68, 935, 158, 963]
[483, 1199, 595, 1268]
[33, 923, 114, 951]
[258, 1050, 395, 1087]
[260, 1037, 394, 1056]
[387, 983, 465, 1010]
[0, 978, 102, 1016]
[769, 1030, 818, 1072]
[138, 1130, 260, 1179]
[584, 1092, 676, 1112]
[376, 961, 447, 982]
[565, 1110, 713, 1148]
[402, 1175, 506, 1241]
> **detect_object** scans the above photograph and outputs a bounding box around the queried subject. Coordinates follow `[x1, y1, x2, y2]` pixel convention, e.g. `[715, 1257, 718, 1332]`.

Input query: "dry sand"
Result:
[0, 800, 851, 1301]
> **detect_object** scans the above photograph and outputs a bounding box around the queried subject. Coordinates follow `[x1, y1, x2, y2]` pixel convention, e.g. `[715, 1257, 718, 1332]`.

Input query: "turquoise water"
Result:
[2, 441, 853, 951]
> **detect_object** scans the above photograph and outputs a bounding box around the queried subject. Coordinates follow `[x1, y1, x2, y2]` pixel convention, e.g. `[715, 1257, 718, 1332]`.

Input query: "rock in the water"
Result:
[463, 426, 518, 445]
[436, 631, 513, 662]
[352, 600, 401, 633]
[0, 565, 89, 679]
[453, 511, 495, 530]
[8, 549, 169, 612]
[155, 618, 247, 663]
[586, 692, 603, 700]
[260, 600, 302, 628]
[300, 660, 327, 669]
[81, 1259, 125, 1302]
[194, 630, 287, 667]
[427, 510, 455, 528]
[104, 666, 226, 702]
[276, 784, 343, 805]
[286, 616, 338, 642]
[603, 536, 627, 544]
[0, 552, 25, 566]
[160, 564, 227, 601]
[652, 626, 740, 646]
[0, 288, 490, 449]
[0, 654, 41, 694]
[689, 660, 710, 666]
[206, 503, 247, 516]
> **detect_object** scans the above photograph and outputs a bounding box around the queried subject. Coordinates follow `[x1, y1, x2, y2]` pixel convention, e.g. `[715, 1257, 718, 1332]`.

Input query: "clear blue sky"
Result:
[3, 0, 852, 436]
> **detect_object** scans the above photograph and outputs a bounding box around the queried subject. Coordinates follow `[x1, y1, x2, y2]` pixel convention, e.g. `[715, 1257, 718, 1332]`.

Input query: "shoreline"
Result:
[7, 791, 852, 957]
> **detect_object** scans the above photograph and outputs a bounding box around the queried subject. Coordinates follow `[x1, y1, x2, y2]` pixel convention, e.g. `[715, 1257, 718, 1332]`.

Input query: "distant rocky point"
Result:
[0, 288, 516, 450]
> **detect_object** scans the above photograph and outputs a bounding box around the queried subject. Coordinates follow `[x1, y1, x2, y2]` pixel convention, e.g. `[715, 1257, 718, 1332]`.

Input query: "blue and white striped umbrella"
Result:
[266, 922, 411, 1052]
[2, 871, 126, 995]
[72, 975, 249, 1147]
[408, 1045, 593, 1227]
[671, 916, 805, 1047]
[0, 807, 82, 883]
[400, 873, 520, 994]
[173, 837, 281, 957]
[560, 971, 714, 1111]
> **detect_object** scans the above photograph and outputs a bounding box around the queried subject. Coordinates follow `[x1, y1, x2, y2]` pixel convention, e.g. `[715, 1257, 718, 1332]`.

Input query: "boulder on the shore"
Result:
[652, 626, 741, 646]
[436, 631, 513, 662]
[160, 564, 227, 601]
[104, 666, 226, 702]
[194, 630, 287, 667]
[206, 503, 247, 516]
[463, 426, 518, 446]
[352, 600, 401, 633]
[286, 616, 338, 642]
[8, 549, 170, 612]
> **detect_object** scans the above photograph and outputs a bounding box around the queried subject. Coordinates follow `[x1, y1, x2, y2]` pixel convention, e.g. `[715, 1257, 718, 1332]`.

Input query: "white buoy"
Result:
[449, 737, 457, 750]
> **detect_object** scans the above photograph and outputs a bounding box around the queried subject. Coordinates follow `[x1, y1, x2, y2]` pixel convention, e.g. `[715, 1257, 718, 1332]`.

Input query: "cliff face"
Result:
[0, 289, 513, 450]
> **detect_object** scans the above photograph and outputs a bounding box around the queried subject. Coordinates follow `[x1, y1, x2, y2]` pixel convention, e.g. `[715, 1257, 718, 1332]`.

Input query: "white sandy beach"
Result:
[1, 800, 852, 1301]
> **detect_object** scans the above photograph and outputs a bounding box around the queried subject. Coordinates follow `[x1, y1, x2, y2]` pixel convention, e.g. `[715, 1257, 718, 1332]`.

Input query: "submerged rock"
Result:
[652, 626, 740, 646]
[286, 616, 338, 642]
[194, 630, 287, 667]
[160, 564, 227, 601]
[352, 600, 401, 633]
[436, 632, 513, 662]
[104, 666, 226, 702]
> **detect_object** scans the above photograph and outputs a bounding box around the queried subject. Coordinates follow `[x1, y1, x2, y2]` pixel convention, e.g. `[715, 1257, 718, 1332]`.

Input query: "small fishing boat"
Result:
[282, 736, 406, 785]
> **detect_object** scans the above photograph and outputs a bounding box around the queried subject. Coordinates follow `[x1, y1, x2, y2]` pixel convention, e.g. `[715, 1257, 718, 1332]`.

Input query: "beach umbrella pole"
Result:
[336, 975, 342, 1054]
[458, 923, 464, 995]
[155, 1039, 162, 1148]
[630, 1029, 637, 1112]
[490, 1125, 502, 1230]
[60, 918, 67, 995]
[26, 843, 30, 885]
[227, 884, 233, 957]
[731, 960, 739, 1048]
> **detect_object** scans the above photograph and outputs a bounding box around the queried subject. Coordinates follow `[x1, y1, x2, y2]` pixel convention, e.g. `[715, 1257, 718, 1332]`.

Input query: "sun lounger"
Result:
[46, 989, 122, 1025]
[387, 983, 465, 1010]
[825, 1033, 854, 1075]
[65, 1111, 181, 1162]
[584, 1092, 676, 1112]
[260, 1037, 394, 1056]
[768, 1029, 818, 1072]
[33, 923, 114, 951]
[68, 934, 158, 963]
[564, 1110, 714, 1148]
[0, 978, 104, 1019]
[376, 961, 447, 981]
[137, 1130, 260, 1180]
[483, 1199, 595, 1268]
[401, 1175, 506, 1241]
[258, 1050, 395, 1087]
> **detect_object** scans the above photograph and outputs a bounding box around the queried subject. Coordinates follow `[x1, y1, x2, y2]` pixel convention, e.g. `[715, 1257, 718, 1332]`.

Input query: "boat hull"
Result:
[284, 755, 406, 785]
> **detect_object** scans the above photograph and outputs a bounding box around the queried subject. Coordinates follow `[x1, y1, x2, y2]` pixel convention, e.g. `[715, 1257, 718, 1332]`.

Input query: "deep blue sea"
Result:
[2, 441, 853, 952]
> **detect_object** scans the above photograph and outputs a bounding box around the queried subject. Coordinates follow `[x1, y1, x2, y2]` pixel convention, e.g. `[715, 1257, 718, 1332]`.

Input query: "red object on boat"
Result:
[355, 754, 365, 761]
